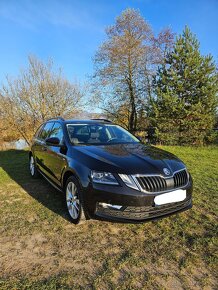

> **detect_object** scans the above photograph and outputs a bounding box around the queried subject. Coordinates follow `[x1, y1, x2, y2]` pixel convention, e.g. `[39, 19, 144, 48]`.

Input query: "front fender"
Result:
[61, 157, 90, 189]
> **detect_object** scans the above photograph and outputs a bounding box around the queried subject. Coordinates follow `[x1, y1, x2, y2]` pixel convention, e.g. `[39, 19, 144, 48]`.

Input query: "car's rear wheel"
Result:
[29, 155, 40, 178]
[65, 176, 86, 224]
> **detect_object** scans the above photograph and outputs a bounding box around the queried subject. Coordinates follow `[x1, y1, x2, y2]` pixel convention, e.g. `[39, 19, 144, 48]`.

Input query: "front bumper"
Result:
[84, 180, 193, 222]
[95, 198, 192, 222]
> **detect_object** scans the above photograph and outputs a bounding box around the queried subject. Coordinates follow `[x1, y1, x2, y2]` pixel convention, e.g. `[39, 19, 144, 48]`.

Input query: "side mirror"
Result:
[45, 137, 60, 146]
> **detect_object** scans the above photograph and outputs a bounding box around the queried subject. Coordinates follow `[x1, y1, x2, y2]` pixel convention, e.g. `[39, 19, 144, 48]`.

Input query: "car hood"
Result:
[73, 143, 186, 175]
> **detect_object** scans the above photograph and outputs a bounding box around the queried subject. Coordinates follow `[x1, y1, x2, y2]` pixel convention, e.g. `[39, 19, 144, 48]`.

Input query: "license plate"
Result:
[154, 189, 186, 206]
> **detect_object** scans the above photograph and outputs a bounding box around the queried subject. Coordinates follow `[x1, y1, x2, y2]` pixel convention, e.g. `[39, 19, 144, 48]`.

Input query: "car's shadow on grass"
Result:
[0, 149, 71, 222]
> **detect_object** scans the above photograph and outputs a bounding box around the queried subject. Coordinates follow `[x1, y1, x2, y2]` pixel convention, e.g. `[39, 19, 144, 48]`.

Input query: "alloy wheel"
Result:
[30, 156, 35, 176]
[66, 181, 80, 219]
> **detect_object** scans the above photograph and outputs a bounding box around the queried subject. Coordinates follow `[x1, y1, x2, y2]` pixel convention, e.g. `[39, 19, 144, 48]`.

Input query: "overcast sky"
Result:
[0, 0, 217, 84]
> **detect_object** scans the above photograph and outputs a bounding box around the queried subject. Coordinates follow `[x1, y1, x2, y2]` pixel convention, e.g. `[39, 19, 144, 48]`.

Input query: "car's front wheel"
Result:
[29, 155, 40, 178]
[65, 176, 86, 224]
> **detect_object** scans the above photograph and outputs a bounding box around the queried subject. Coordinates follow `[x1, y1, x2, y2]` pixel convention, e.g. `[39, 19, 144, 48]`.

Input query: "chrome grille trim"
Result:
[132, 168, 189, 194]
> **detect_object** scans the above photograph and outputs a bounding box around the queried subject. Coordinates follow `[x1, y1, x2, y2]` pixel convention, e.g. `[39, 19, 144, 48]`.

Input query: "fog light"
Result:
[98, 202, 122, 210]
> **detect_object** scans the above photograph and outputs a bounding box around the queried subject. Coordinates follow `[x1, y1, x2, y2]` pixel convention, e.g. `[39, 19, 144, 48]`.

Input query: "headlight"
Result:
[118, 174, 139, 190]
[91, 171, 119, 185]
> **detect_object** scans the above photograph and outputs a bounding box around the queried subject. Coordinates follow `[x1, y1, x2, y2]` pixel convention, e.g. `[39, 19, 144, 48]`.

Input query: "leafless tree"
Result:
[93, 8, 174, 131]
[0, 56, 85, 144]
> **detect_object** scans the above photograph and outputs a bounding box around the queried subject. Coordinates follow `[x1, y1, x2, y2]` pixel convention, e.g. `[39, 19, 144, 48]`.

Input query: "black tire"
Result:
[65, 176, 86, 224]
[29, 154, 40, 178]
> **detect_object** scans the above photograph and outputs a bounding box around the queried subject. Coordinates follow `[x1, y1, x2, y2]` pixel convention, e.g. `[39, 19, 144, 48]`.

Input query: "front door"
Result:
[44, 122, 67, 186]
[34, 121, 55, 175]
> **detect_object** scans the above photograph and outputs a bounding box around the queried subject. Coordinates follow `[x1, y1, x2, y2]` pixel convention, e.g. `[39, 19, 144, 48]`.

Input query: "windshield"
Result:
[66, 124, 140, 145]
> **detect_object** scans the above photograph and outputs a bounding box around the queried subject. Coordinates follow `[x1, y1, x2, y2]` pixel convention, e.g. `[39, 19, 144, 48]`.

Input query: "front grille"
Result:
[174, 170, 188, 188]
[136, 175, 167, 192]
[135, 169, 188, 193]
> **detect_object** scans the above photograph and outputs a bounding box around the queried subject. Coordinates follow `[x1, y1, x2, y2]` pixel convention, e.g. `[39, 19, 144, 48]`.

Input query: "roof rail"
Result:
[46, 117, 65, 122]
[91, 118, 112, 123]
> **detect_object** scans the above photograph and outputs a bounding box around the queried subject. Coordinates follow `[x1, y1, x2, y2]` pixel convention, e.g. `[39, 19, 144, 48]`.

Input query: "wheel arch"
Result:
[62, 169, 81, 189]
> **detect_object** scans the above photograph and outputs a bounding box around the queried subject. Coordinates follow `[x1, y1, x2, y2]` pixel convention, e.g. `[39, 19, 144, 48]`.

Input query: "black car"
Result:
[29, 117, 193, 224]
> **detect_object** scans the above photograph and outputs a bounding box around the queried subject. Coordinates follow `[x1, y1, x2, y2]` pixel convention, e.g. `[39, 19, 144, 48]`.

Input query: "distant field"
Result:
[0, 146, 217, 289]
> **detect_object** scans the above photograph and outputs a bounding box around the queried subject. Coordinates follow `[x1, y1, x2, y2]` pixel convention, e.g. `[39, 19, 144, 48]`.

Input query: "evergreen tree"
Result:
[152, 26, 218, 145]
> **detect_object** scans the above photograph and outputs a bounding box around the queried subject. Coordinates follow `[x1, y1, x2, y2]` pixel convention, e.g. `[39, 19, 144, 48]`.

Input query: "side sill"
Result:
[39, 170, 63, 192]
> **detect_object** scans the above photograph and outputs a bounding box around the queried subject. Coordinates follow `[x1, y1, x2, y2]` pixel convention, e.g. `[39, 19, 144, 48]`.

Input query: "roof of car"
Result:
[46, 117, 113, 124]
[65, 119, 113, 124]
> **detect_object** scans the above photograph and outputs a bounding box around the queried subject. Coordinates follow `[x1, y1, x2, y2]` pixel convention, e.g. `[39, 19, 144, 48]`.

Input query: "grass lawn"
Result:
[0, 146, 217, 289]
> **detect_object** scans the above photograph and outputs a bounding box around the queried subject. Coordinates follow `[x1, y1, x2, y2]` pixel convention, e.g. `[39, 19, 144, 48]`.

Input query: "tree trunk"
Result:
[127, 53, 137, 133]
[128, 85, 136, 132]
